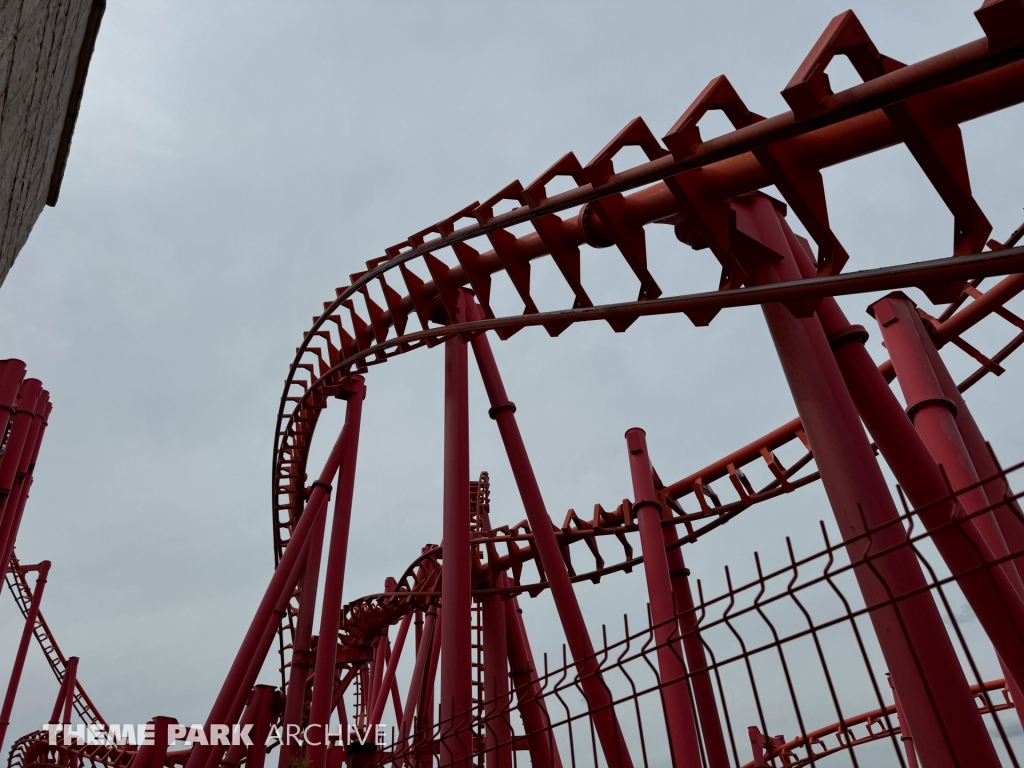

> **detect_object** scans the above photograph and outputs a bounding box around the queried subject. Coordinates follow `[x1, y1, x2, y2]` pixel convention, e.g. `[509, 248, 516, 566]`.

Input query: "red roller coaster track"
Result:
[6, 3, 1024, 768]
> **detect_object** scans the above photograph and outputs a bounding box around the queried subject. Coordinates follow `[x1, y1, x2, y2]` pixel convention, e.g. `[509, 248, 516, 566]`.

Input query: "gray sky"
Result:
[1, 0, 1022, 762]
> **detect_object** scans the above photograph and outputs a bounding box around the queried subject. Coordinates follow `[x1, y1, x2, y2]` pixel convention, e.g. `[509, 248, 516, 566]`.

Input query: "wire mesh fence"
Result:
[367, 458, 1024, 768]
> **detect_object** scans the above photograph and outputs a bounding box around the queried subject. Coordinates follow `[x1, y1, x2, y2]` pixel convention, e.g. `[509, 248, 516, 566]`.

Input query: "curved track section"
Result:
[6, 7, 1024, 768]
[332, 259, 1024, 656]
[270, 5, 1024, 680]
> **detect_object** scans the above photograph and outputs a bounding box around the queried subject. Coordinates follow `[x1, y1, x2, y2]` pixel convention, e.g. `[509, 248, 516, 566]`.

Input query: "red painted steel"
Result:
[479, 596, 510, 768]
[397, 605, 437, 755]
[9, 6, 1024, 768]
[659, 524, 729, 768]
[186, 379, 365, 768]
[128, 718, 177, 768]
[223, 687, 276, 768]
[0, 392, 49, 588]
[0, 561, 49, 747]
[503, 586, 561, 768]
[0, 379, 44, 582]
[468, 299, 634, 768]
[888, 675, 920, 768]
[0, 361, 27, 441]
[243, 687, 276, 768]
[730, 191, 999, 768]
[278, 507, 329, 768]
[923, 295, 1024, 581]
[625, 429, 702, 768]
[309, 381, 366, 768]
[5, 552, 105, 727]
[421, 605, 442, 750]
[48, 656, 77, 726]
[779, 246, 1024, 697]
[439, 294, 472, 768]
[369, 613, 411, 728]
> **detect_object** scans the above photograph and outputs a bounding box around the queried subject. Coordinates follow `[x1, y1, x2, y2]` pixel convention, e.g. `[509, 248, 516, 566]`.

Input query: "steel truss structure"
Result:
[7, 3, 1024, 768]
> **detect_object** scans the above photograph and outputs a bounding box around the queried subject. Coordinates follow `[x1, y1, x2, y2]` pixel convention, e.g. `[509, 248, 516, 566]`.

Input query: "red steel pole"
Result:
[61, 657, 78, 726]
[223, 686, 275, 768]
[370, 612, 413, 727]
[389, 669, 404, 740]
[660, 525, 729, 768]
[244, 686, 275, 768]
[128, 720, 156, 768]
[187, 379, 364, 768]
[476, 492, 512, 768]
[773, 245, 1024, 691]
[732, 192, 999, 768]
[1, 387, 47, 522]
[0, 380, 41, 509]
[871, 292, 1024, 730]
[221, 689, 262, 768]
[440, 297, 473, 768]
[888, 674, 920, 768]
[0, 561, 50, 747]
[130, 717, 176, 768]
[399, 605, 438, 760]
[0, 380, 43, 571]
[921, 300, 1024, 583]
[504, 591, 561, 768]
[0, 361, 26, 441]
[308, 380, 367, 768]
[824, 304, 1024, 680]
[468, 299, 633, 768]
[481, 594, 511, 768]
[421, 604, 443, 743]
[49, 656, 78, 725]
[624, 429, 702, 768]
[0, 394, 49, 584]
[279, 505, 329, 768]
[208, 524, 317, 768]
[873, 293, 1020, 573]
[369, 634, 387, 723]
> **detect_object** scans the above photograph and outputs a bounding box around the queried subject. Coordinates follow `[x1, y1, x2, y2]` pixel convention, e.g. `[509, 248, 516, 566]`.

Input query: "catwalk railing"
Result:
[366, 460, 1024, 768]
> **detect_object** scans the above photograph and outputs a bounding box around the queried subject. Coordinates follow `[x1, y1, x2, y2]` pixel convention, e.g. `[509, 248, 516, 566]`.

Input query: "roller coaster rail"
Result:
[5, 3, 1024, 768]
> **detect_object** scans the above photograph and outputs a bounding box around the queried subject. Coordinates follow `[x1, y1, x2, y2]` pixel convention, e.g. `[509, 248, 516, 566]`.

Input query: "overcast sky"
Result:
[1, 0, 1023, 763]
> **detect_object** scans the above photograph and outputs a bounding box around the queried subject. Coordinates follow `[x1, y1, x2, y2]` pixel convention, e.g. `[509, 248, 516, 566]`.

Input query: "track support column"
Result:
[776, 245, 1024, 692]
[889, 674, 920, 768]
[399, 604, 438, 762]
[481, 596, 511, 768]
[308, 379, 367, 768]
[625, 429, 702, 768]
[504, 589, 561, 768]
[186, 378, 364, 768]
[873, 292, 1018, 569]
[468, 298, 633, 768]
[279, 506, 329, 768]
[49, 656, 79, 725]
[731, 191, 999, 768]
[660, 526, 730, 768]
[370, 612, 413, 727]
[440, 305, 473, 768]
